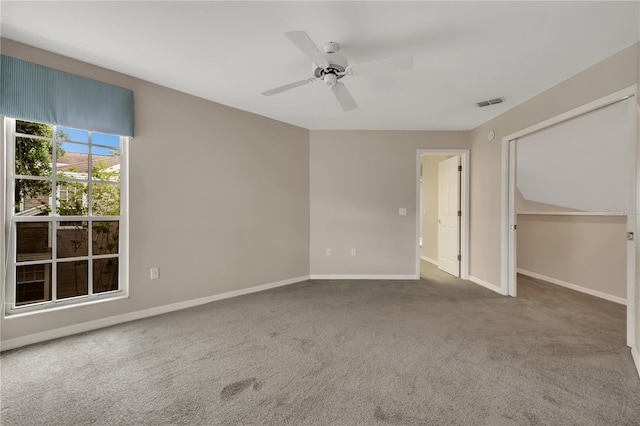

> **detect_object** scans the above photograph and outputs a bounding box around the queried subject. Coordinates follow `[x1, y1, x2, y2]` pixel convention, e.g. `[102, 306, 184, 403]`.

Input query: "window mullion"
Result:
[52, 177, 93, 184]
[14, 133, 54, 143]
[52, 125, 58, 219]
[51, 128, 58, 302]
[88, 132, 93, 296]
[88, 218, 94, 296]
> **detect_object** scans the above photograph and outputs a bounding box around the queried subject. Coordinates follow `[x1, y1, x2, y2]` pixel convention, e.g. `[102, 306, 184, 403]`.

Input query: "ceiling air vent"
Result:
[476, 97, 504, 108]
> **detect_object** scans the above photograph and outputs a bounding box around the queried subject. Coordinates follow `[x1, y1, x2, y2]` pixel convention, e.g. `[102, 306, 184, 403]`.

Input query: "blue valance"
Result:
[1, 55, 134, 137]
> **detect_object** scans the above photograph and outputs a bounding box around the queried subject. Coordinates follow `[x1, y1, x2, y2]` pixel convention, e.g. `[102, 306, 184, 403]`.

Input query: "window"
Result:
[4, 118, 127, 314]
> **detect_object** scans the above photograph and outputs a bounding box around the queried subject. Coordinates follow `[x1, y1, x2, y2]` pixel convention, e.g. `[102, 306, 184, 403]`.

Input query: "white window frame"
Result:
[3, 117, 129, 316]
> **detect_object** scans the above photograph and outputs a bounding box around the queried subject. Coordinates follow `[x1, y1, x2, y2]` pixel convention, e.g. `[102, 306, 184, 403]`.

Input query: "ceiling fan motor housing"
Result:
[313, 52, 348, 80]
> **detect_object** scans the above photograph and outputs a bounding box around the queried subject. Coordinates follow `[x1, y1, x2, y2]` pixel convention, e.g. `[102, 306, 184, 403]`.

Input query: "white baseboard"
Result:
[309, 274, 418, 280]
[0, 275, 310, 352]
[517, 269, 626, 305]
[420, 255, 438, 266]
[632, 346, 640, 378]
[468, 275, 504, 295]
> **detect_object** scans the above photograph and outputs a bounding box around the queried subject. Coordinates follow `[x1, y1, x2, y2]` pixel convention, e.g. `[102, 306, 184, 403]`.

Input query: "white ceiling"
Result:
[1, 1, 638, 130]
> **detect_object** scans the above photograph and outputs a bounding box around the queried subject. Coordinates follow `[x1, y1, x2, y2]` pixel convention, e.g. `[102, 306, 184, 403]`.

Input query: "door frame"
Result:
[416, 149, 470, 280]
[500, 85, 638, 347]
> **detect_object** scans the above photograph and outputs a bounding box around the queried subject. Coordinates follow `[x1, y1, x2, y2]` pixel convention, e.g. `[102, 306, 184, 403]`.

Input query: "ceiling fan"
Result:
[261, 31, 414, 112]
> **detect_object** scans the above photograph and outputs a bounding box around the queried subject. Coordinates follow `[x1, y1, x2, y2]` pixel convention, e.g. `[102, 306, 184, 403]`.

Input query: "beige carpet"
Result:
[1, 262, 639, 425]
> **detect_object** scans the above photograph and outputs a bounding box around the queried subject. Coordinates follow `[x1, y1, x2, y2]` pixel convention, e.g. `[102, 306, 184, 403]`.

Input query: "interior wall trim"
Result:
[517, 268, 626, 305]
[517, 212, 627, 216]
[632, 346, 640, 378]
[0, 275, 311, 352]
[309, 275, 418, 280]
[469, 276, 504, 295]
[421, 255, 438, 265]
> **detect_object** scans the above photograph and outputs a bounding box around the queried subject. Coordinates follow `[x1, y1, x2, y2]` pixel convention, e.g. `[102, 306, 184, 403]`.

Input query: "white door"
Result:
[438, 156, 461, 276]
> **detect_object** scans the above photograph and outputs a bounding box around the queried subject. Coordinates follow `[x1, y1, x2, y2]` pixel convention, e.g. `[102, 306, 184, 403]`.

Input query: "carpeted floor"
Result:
[1, 262, 639, 425]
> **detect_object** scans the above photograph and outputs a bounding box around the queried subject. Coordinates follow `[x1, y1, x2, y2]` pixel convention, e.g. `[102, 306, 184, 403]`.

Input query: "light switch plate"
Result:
[150, 267, 159, 280]
[399, 208, 407, 216]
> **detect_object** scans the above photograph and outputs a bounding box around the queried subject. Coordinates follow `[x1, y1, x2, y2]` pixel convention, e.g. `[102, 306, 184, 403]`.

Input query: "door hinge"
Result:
[628, 232, 634, 241]
[457, 254, 461, 261]
[458, 210, 462, 217]
[458, 165, 462, 172]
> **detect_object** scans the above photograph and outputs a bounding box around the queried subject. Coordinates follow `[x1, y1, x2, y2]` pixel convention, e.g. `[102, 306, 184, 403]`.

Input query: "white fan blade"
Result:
[348, 55, 413, 76]
[285, 31, 329, 68]
[262, 78, 315, 96]
[332, 82, 357, 112]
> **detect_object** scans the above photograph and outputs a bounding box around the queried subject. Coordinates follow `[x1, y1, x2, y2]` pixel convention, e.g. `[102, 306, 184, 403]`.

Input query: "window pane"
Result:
[92, 221, 119, 255]
[57, 127, 88, 143]
[16, 264, 52, 306]
[16, 120, 53, 137]
[92, 183, 120, 216]
[57, 261, 88, 299]
[56, 182, 88, 216]
[16, 222, 52, 262]
[92, 149, 120, 182]
[93, 258, 118, 293]
[57, 143, 89, 180]
[15, 179, 52, 216]
[93, 132, 120, 148]
[15, 136, 52, 177]
[57, 221, 88, 258]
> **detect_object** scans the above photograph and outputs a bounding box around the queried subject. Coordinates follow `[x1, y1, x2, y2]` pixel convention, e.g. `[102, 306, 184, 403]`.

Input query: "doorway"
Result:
[416, 149, 470, 280]
[501, 86, 638, 347]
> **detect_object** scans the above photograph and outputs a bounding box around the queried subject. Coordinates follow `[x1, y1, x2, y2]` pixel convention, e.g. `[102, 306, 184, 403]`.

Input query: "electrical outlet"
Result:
[150, 267, 159, 280]
[351, 248, 356, 256]
[326, 248, 332, 256]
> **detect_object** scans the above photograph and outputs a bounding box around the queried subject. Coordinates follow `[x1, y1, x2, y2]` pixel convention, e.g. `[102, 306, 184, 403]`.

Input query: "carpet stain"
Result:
[220, 378, 263, 401]
[523, 411, 541, 425]
[293, 338, 316, 352]
[374, 406, 402, 423]
[268, 332, 279, 338]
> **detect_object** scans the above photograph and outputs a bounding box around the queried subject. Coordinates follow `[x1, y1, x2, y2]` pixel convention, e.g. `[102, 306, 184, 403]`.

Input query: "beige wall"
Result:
[516, 187, 623, 300]
[469, 43, 638, 286]
[2, 39, 639, 345]
[309, 131, 468, 276]
[420, 155, 453, 261]
[517, 215, 627, 299]
[0, 39, 310, 342]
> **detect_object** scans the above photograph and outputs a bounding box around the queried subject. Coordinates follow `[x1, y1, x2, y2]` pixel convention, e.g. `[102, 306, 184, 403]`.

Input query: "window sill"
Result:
[4, 292, 128, 319]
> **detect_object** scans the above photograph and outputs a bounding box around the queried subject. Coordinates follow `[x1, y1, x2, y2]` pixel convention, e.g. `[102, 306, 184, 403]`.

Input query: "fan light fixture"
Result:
[261, 31, 414, 112]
